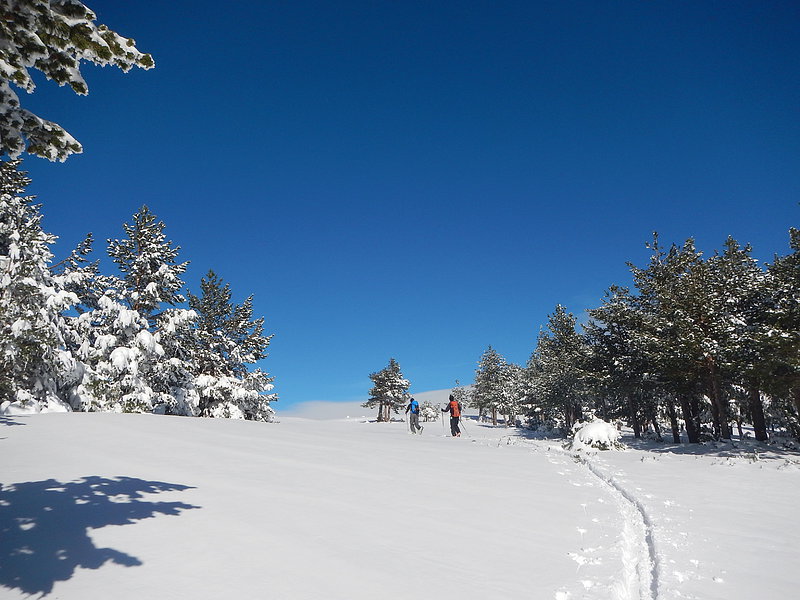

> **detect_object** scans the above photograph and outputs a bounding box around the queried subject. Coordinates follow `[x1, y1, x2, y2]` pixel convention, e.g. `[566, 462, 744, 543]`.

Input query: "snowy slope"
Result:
[277, 388, 456, 420]
[1, 412, 798, 600]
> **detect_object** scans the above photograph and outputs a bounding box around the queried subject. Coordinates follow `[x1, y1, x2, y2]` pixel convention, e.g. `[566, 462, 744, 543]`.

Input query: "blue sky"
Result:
[21, 1, 800, 408]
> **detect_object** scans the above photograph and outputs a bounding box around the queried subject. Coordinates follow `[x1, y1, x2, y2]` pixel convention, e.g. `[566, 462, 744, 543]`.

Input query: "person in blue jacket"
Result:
[405, 397, 423, 434]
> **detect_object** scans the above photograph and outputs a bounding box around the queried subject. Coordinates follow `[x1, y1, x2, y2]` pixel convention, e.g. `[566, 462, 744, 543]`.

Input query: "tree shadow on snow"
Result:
[0, 476, 199, 597]
[0, 416, 26, 427]
[625, 436, 800, 461]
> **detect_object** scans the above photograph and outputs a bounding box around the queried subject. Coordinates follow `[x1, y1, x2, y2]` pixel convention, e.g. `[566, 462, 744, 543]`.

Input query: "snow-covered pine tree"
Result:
[706, 237, 772, 441]
[630, 236, 735, 439]
[107, 205, 188, 319]
[187, 270, 276, 421]
[85, 205, 193, 413]
[69, 285, 163, 413]
[585, 285, 663, 440]
[0, 0, 154, 161]
[451, 379, 471, 413]
[420, 400, 439, 422]
[500, 363, 524, 427]
[472, 346, 510, 426]
[765, 228, 800, 439]
[526, 305, 589, 432]
[0, 160, 79, 412]
[362, 358, 409, 422]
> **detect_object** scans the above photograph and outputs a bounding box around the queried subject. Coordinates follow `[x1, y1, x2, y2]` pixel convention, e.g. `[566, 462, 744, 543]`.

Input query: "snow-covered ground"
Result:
[1, 407, 798, 599]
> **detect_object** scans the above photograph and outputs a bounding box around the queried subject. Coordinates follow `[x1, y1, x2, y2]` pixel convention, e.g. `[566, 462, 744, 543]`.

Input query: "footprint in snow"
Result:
[567, 552, 602, 567]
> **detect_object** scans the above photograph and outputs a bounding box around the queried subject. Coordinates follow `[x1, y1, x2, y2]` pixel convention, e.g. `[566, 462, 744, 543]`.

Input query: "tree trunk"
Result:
[491, 406, 497, 427]
[679, 394, 700, 443]
[793, 386, 800, 418]
[706, 358, 731, 439]
[748, 386, 768, 442]
[666, 401, 681, 443]
[649, 409, 663, 442]
[376, 403, 384, 422]
[628, 396, 641, 439]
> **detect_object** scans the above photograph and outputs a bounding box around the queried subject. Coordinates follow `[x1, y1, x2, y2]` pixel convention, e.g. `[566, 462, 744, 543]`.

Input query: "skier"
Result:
[442, 394, 462, 437]
[405, 397, 423, 434]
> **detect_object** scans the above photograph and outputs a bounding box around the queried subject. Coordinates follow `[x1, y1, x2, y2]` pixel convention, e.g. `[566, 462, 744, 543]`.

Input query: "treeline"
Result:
[0, 161, 276, 420]
[468, 231, 800, 443]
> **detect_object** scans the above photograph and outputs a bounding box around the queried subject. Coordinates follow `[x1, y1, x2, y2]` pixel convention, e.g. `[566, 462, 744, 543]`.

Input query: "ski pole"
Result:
[440, 406, 445, 434]
[459, 416, 470, 437]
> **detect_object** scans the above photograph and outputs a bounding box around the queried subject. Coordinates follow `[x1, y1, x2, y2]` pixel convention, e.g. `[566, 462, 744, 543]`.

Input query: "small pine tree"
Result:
[472, 346, 508, 426]
[420, 400, 439, 422]
[363, 358, 410, 422]
[187, 270, 277, 421]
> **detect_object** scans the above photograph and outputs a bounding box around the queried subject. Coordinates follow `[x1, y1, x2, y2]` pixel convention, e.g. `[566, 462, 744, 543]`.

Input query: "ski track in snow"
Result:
[580, 458, 659, 600]
[501, 436, 660, 600]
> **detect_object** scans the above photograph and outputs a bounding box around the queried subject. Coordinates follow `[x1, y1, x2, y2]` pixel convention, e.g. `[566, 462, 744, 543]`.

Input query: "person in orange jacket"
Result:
[442, 394, 462, 437]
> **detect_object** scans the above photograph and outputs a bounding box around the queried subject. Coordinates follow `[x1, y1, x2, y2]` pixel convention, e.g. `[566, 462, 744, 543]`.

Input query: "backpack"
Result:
[450, 400, 461, 418]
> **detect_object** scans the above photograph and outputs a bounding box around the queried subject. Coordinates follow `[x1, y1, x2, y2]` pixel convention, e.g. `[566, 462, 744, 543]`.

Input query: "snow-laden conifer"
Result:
[527, 305, 589, 432]
[363, 358, 409, 422]
[107, 205, 188, 319]
[765, 229, 800, 437]
[0, 0, 154, 160]
[420, 400, 439, 422]
[472, 349, 522, 426]
[0, 160, 78, 412]
[187, 270, 276, 421]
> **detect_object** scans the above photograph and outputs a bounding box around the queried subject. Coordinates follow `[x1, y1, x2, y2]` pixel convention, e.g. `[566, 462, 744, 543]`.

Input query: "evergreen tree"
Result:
[77, 205, 190, 414]
[707, 237, 771, 441]
[363, 358, 409, 422]
[107, 205, 188, 319]
[0, 0, 154, 160]
[69, 288, 164, 413]
[420, 400, 439, 422]
[0, 160, 79, 411]
[586, 286, 663, 439]
[451, 379, 472, 413]
[472, 346, 508, 426]
[627, 236, 722, 439]
[499, 363, 524, 427]
[526, 305, 589, 432]
[187, 270, 276, 421]
[765, 228, 800, 437]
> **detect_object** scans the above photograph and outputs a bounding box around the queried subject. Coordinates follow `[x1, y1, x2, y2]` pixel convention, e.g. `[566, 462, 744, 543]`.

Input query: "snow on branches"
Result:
[0, 164, 276, 421]
[0, 0, 154, 160]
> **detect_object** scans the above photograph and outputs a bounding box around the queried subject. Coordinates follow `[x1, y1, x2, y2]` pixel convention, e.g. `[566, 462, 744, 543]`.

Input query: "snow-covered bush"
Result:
[420, 400, 439, 422]
[569, 418, 625, 451]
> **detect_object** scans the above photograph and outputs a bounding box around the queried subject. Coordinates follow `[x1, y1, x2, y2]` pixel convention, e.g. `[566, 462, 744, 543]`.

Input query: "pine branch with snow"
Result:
[0, 0, 154, 160]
